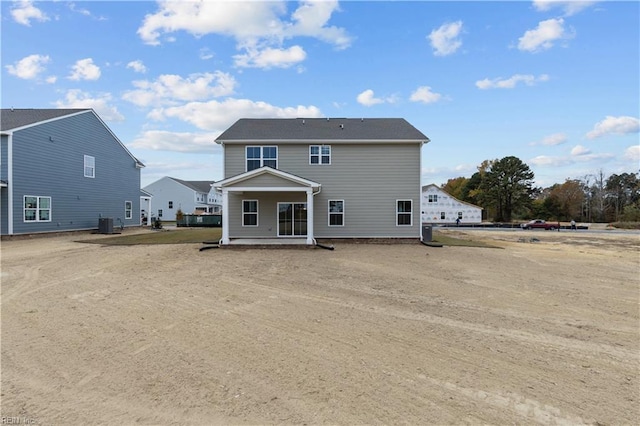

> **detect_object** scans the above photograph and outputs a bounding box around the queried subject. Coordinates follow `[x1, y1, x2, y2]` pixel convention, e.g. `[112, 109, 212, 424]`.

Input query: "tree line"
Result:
[442, 156, 640, 223]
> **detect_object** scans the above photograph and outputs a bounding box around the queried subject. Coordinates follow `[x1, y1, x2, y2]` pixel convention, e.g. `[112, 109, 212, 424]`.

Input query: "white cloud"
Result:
[122, 72, 237, 107]
[288, 0, 351, 49]
[11, 0, 49, 26]
[137, 1, 351, 69]
[130, 130, 221, 153]
[147, 98, 323, 131]
[518, 18, 573, 52]
[428, 21, 463, 57]
[531, 151, 614, 168]
[68, 58, 101, 81]
[533, 132, 567, 146]
[356, 89, 385, 107]
[476, 74, 550, 89]
[5, 54, 50, 80]
[573, 152, 615, 162]
[530, 155, 572, 167]
[126, 60, 147, 74]
[570, 145, 591, 156]
[409, 86, 442, 104]
[234, 45, 306, 69]
[624, 145, 640, 163]
[533, 1, 598, 16]
[586, 116, 640, 139]
[199, 48, 214, 60]
[54, 89, 124, 122]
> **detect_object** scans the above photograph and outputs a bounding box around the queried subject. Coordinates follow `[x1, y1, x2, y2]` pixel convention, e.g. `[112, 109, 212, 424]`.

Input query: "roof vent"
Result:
[340, 124, 344, 129]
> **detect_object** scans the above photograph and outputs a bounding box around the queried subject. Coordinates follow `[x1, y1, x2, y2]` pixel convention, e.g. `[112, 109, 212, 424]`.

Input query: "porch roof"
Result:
[213, 166, 321, 192]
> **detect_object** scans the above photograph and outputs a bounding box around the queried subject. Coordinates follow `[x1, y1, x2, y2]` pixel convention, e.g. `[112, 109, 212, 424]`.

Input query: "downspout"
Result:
[311, 186, 334, 250]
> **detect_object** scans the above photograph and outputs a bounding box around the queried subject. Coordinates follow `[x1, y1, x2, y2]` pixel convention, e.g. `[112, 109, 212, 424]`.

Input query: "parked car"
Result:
[521, 219, 560, 230]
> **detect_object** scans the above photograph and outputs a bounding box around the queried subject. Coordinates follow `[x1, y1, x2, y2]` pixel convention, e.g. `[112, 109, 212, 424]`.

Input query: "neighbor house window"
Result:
[243, 200, 258, 226]
[246, 146, 277, 171]
[428, 194, 437, 203]
[24, 196, 51, 222]
[168, 201, 173, 209]
[125, 201, 132, 219]
[310, 145, 331, 165]
[84, 155, 95, 178]
[328, 200, 344, 226]
[396, 200, 412, 226]
[441, 212, 446, 220]
[458, 212, 463, 219]
[158, 209, 163, 218]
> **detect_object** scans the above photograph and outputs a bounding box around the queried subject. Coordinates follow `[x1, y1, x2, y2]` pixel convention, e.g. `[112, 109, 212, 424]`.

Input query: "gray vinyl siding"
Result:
[224, 143, 421, 238]
[228, 191, 306, 238]
[227, 172, 308, 188]
[7, 112, 141, 235]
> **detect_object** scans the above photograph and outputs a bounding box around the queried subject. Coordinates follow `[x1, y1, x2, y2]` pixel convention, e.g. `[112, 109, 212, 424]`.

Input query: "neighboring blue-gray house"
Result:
[213, 118, 430, 245]
[1, 108, 144, 236]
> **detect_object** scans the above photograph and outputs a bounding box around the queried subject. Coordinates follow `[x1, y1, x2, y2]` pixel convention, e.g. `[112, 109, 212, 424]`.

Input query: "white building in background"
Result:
[421, 184, 482, 224]
[142, 177, 222, 221]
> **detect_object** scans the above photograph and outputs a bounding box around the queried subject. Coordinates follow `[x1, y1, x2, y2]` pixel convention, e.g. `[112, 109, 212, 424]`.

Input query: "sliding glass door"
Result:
[278, 202, 307, 236]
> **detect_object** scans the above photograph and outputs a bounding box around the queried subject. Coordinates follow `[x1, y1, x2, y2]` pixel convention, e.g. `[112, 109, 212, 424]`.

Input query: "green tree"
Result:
[443, 177, 468, 200]
[547, 179, 584, 221]
[605, 172, 640, 221]
[479, 156, 534, 222]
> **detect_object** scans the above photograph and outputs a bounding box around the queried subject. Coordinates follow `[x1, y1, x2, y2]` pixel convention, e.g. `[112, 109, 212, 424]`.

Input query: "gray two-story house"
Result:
[1, 108, 144, 236]
[213, 118, 429, 246]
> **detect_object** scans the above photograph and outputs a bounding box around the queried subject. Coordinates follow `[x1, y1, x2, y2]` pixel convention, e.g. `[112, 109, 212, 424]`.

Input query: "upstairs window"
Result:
[24, 196, 51, 222]
[246, 146, 277, 171]
[310, 145, 331, 165]
[396, 200, 412, 226]
[84, 155, 95, 178]
[168, 201, 173, 209]
[428, 194, 437, 203]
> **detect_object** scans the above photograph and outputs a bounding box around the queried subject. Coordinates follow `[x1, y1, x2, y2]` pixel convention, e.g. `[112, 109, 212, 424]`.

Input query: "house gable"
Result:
[421, 184, 483, 223]
[215, 167, 321, 190]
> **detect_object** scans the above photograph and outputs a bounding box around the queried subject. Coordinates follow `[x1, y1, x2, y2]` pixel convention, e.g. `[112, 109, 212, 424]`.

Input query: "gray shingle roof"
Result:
[172, 178, 215, 193]
[216, 118, 429, 142]
[1, 108, 91, 131]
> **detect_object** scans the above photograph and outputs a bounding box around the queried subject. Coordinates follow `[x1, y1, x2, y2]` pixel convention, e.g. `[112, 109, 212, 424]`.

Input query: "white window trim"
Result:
[246, 146, 278, 172]
[242, 199, 259, 227]
[24, 195, 52, 222]
[396, 199, 412, 226]
[328, 199, 344, 227]
[84, 155, 95, 178]
[309, 145, 331, 165]
[125, 201, 132, 219]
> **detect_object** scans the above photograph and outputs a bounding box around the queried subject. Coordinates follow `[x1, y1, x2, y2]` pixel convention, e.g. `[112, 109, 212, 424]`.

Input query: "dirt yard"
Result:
[1, 228, 638, 425]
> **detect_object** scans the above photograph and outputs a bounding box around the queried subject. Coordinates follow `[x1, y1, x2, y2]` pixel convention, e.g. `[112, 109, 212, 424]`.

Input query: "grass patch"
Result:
[432, 231, 500, 248]
[82, 228, 222, 245]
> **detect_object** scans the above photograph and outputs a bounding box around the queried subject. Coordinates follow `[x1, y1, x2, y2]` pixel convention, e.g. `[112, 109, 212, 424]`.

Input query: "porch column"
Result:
[306, 188, 314, 245]
[221, 189, 229, 245]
